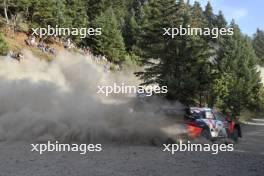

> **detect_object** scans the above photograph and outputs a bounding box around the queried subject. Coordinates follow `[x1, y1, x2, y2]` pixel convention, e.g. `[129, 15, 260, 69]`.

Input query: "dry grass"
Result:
[3, 30, 65, 61]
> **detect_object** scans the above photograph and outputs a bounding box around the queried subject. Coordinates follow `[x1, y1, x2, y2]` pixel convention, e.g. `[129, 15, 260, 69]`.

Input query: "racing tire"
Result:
[200, 128, 212, 142]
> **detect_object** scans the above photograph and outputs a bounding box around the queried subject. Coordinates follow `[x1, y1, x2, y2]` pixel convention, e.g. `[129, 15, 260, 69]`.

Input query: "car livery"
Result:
[184, 107, 242, 141]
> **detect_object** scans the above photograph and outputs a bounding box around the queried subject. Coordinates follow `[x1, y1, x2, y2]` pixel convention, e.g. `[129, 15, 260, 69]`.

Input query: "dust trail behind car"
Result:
[0, 50, 185, 144]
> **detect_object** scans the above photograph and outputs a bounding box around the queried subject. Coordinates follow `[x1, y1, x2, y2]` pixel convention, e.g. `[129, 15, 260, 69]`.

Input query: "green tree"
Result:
[31, 0, 58, 26]
[86, 0, 106, 22]
[53, 0, 66, 27]
[213, 22, 262, 115]
[64, 0, 88, 44]
[0, 33, 8, 55]
[253, 29, 264, 65]
[123, 15, 139, 51]
[1, 0, 32, 23]
[92, 8, 126, 63]
[191, 1, 206, 27]
[136, 0, 213, 105]
[65, 0, 88, 28]
[204, 1, 215, 28]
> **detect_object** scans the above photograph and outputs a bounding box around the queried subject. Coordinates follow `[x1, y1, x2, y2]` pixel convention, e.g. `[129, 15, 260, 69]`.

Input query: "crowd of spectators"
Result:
[9, 35, 114, 73]
[25, 35, 57, 56]
[8, 50, 24, 61]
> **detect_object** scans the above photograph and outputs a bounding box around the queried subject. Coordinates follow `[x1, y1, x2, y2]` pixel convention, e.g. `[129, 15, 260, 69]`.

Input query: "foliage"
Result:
[0, 33, 8, 55]
[92, 8, 126, 63]
[253, 29, 264, 65]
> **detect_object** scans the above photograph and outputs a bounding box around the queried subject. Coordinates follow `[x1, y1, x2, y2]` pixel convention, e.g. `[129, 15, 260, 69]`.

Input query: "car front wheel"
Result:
[200, 128, 213, 141]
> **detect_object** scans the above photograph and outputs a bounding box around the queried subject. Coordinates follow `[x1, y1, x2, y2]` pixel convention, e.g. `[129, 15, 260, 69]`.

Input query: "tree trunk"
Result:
[11, 14, 17, 38]
[4, 0, 9, 24]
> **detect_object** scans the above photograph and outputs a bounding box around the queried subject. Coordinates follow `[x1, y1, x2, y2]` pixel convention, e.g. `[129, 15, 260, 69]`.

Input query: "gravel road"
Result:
[0, 124, 263, 176]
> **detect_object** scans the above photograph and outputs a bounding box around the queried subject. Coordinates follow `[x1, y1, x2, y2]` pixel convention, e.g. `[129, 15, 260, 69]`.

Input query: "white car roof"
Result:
[190, 107, 212, 113]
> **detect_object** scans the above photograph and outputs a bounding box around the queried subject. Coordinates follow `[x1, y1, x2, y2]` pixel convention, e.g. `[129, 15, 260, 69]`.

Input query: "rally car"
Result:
[184, 107, 242, 142]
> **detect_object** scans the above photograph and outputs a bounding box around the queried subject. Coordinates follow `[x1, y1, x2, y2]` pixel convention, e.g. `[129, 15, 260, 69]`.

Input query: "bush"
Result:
[123, 53, 140, 67]
[0, 33, 8, 55]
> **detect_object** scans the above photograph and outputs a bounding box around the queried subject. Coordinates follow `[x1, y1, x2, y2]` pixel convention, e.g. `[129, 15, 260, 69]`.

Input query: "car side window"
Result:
[205, 111, 214, 119]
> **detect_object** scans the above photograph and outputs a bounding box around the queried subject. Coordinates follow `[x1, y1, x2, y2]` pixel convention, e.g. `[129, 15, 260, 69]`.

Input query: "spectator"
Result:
[49, 47, 57, 55]
[25, 35, 36, 46]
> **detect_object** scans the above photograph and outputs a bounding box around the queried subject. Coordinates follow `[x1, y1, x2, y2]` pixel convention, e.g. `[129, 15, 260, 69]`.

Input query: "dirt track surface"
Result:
[0, 124, 263, 176]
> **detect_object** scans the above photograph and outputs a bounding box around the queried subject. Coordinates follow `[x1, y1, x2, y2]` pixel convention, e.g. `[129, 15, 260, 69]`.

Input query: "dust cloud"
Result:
[0, 51, 185, 144]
